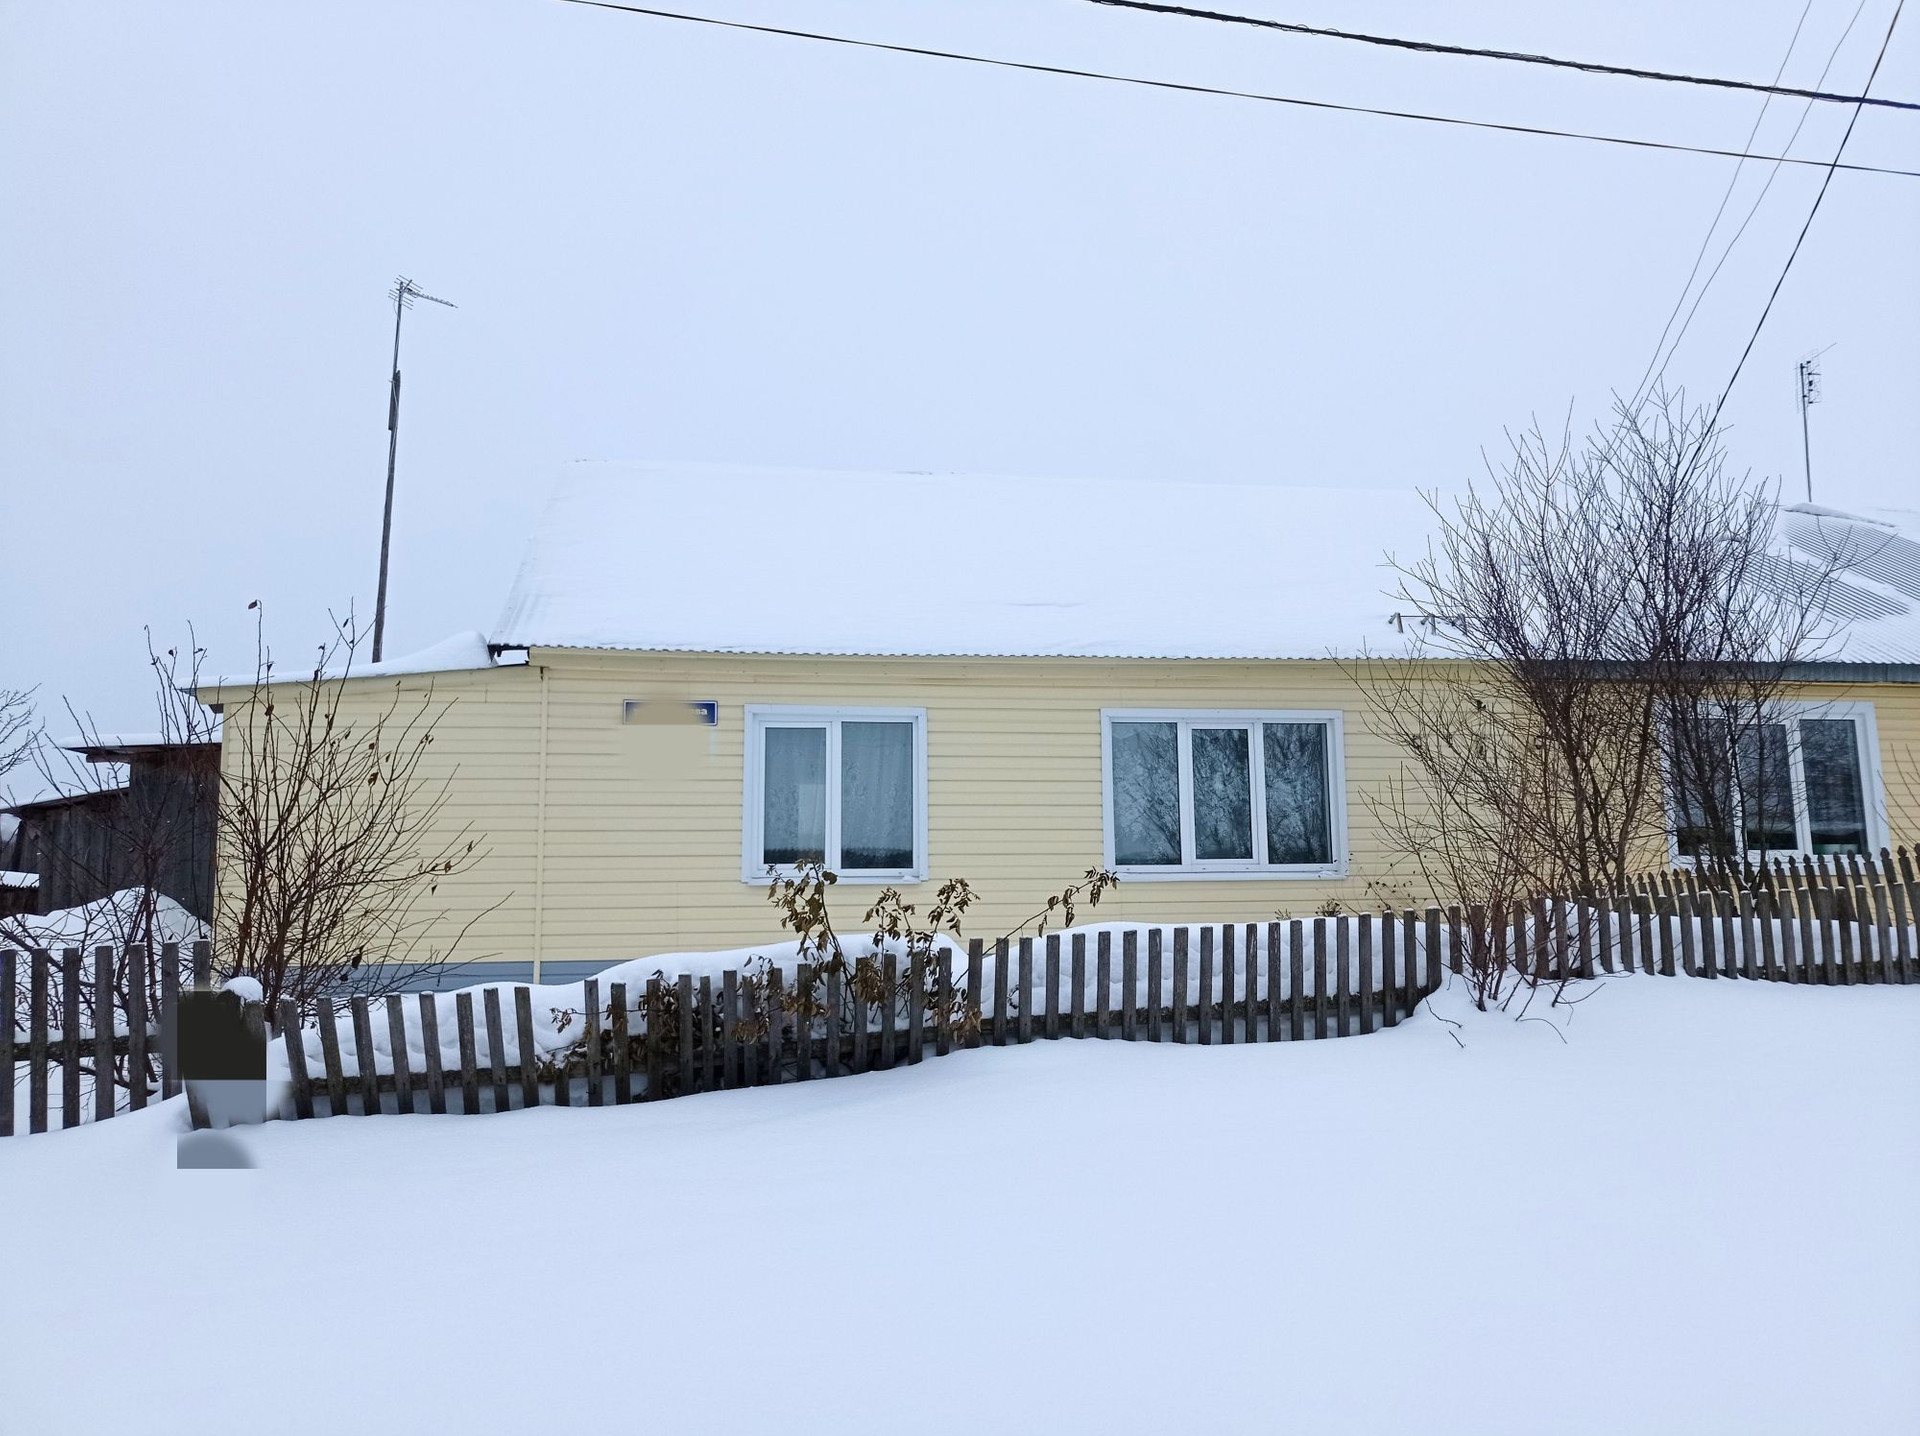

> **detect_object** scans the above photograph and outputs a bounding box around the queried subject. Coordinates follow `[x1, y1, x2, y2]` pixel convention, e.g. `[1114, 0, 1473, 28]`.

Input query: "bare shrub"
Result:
[547, 863, 1120, 1081]
[1356, 391, 1844, 1005]
[213, 605, 495, 1016]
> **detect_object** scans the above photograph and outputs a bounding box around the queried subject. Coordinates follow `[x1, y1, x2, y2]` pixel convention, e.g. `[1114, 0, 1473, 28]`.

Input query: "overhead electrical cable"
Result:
[1626, 0, 1871, 417]
[1086, 0, 1920, 112]
[557, 0, 1920, 179]
[1696, 0, 1905, 451]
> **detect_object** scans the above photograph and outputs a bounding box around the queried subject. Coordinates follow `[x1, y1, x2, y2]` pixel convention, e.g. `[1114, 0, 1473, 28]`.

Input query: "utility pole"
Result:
[1795, 345, 1831, 506]
[373, 276, 456, 663]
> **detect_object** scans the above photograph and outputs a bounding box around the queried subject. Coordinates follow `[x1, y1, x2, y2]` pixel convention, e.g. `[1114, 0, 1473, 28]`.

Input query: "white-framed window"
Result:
[1669, 699, 1886, 862]
[1100, 709, 1347, 879]
[743, 706, 928, 882]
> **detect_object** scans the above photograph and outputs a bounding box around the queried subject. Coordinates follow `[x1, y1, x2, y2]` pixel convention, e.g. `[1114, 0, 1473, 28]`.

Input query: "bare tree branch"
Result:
[1349, 389, 1845, 1006]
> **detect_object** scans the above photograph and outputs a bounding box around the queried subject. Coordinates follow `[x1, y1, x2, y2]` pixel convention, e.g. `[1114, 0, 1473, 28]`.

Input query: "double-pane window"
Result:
[1672, 706, 1878, 860]
[748, 708, 925, 879]
[1106, 712, 1342, 874]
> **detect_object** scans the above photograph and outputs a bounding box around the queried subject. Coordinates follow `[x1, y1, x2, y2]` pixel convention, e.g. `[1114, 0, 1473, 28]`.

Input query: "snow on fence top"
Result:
[493, 461, 1440, 660]
[491, 463, 1920, 665]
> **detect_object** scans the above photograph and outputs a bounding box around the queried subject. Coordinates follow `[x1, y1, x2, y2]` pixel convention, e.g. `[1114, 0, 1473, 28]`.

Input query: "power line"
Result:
[1628, 0, 1850, 414]
[1087, 0, 1920, 113]
[1625, 0, 1871, 417]
[557, 1, 1920, 179]
[1698, 0, 1904, 449]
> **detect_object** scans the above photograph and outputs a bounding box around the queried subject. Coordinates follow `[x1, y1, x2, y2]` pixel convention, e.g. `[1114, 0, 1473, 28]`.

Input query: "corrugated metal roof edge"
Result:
[500, 642, 1364, 661]
[499, 642, 1920, 680]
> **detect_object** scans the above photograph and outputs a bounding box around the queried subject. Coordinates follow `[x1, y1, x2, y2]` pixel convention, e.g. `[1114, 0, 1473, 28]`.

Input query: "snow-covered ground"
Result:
[3, 976, 1916, 1435]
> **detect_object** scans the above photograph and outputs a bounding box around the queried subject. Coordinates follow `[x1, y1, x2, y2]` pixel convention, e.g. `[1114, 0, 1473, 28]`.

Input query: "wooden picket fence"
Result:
[271, 923, 1445, 1119]
[272, 844, 1916, 1119]
[6, 847, 1915, 1131]
[0, 940, 209, 1137]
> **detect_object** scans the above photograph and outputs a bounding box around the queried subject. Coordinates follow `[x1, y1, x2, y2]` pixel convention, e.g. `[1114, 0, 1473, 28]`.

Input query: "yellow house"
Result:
[217, 464, 1920, 982]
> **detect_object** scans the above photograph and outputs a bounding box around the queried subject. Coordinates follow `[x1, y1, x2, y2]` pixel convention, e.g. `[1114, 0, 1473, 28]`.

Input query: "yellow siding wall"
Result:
[207, 665, 547, 964]
[212, 652, 1920, 970]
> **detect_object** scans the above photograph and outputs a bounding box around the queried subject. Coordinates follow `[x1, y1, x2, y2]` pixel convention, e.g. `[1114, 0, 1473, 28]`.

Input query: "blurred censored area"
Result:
[621, 694, 721, 784]
[179, 985, 266, 1146]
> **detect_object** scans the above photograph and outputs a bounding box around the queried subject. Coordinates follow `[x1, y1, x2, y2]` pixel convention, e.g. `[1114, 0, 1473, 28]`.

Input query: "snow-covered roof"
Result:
[206, 630, 509, 691]
[322, 630, 503, 681]
[493, 462, 1920, 666]
[494, 461, 1441, 660]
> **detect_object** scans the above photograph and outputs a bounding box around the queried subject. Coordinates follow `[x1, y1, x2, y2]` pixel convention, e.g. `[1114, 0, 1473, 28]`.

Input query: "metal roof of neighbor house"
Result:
[491, 461, 1920, 668]
[1778, 505, 1920, 666]
[56, 734, 221, 763]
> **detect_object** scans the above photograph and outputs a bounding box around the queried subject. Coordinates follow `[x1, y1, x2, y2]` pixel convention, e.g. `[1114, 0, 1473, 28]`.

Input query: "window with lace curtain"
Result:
[743, 707, 926, 881]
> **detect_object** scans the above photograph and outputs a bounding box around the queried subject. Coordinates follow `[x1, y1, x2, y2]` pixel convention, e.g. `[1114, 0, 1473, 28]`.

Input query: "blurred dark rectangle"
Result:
[179, 991, 266, 1081]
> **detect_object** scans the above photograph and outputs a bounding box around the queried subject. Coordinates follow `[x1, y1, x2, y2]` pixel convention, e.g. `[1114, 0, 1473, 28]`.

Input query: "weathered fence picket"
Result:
[125, 948, 149, 1113]
[454, 992, 480, 1115]
[420, 993, 446, 1115]
[1018, 938, 1035, 1045]
[1095, 931, 1112, 1041]
[316, 996, 346, 1118]
[678, 973, 696, 1091]
[901, 958, 920, 1065]
[1312, 920, 1328, 1042]
[1197, 926, 1214, 1046]
[1, 951, 16, 1137]
[1044, 936, 1061, 1042]
[767, 965, 789, 1078]
[354, 997, 382, 1116]
[935, 953, 954, 1060]
[582, 978, 602, 1106]
[615, 981, 634, 1103]
[390, 995, 416, 1114]
[1336, 919, 1352, 1039]
[966, 939, 985, 1052]
[27, 950, 47, 1135]
[1067, 935, 1085, 1041]
[1379, 918, 1398, 1030]
[993, 937, 1011, 1047]
[1218, 924, 1234, 1046]
[725, 969, 744, 1086]
[282, 1001, 314, 1119]
[92, 946, 113, 1123]
[1171, 928, 1189, 1043]
[514, 987, 538, 1111]
[881, 954, 899, 1069]
[1288, 920, 1305, 1041]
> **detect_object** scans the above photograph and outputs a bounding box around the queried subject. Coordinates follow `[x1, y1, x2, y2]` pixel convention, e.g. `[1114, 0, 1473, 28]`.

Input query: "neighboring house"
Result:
[205, 463, 1920, 982]
[1, 736, 218, 920]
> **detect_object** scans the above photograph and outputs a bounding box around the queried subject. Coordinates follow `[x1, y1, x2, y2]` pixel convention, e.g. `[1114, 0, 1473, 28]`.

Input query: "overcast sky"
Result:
[2, 0, 1915, 789]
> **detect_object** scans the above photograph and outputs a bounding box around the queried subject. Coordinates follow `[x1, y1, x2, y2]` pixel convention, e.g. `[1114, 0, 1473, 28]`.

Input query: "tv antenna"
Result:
[373, 276, 457, 663]
[1795, 344, 1833, 505]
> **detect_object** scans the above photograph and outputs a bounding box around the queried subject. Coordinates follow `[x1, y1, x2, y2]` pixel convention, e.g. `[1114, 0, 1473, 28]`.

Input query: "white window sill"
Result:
[741, 870, 927, 886]
[1111, 866, 1349, 882]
